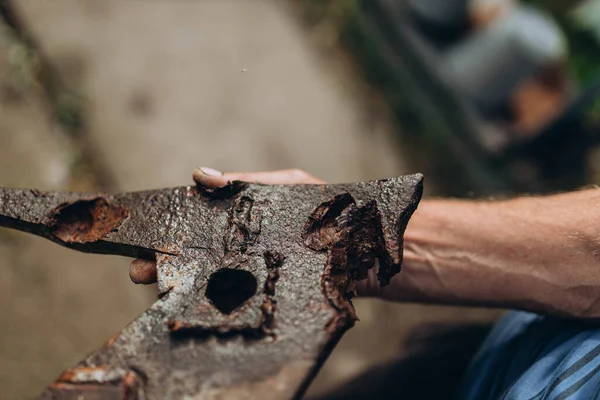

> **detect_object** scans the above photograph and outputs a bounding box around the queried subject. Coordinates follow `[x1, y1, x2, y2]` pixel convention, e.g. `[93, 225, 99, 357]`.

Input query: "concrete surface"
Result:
[0, 1, 499, 398]
[12, 0, 406, 190]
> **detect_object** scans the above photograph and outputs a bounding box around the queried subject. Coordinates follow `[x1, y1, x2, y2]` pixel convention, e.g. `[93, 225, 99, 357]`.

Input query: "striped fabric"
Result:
[460, 312, 600, 400]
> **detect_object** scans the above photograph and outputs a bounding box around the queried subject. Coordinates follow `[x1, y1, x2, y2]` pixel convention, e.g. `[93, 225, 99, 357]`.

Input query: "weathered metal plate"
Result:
[0, 175, 423, 399]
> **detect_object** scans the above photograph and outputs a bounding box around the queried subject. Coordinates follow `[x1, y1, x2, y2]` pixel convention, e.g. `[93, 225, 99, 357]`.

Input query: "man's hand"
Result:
[131, 167, 600, 320]
[129, 167, 325, 285]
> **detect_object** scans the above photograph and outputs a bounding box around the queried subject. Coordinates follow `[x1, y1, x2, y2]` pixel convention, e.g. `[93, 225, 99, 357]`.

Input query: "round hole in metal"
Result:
[205, 268, 258, 314]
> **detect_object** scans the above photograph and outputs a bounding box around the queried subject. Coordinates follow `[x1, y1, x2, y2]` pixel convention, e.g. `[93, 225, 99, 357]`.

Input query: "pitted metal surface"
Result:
[0, 175, 423, 399]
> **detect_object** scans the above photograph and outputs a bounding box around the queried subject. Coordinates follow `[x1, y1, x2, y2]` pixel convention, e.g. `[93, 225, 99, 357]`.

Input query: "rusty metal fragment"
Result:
[0, 175, 423, 399]
[48, 198, 129, 244]
[40, 367, 143, 400]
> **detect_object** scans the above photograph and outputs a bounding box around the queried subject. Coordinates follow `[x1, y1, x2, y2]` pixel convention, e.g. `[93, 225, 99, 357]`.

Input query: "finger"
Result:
[193, 167, 325, 189]
[222, 169, 326, 185]
[130, 259, 158, 284]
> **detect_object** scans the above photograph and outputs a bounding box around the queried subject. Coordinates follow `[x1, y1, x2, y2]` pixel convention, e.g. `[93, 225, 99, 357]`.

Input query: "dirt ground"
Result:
[0, 1, 500, 399]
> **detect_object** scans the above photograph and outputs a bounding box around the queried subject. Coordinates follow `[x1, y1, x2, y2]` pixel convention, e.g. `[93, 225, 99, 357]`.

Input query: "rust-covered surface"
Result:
[0, 175, 423, 399]
[48, 198, 130, 244]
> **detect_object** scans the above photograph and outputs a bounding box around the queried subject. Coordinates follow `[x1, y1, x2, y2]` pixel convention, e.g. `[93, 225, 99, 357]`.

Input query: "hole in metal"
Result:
[205, 268, 257, 314]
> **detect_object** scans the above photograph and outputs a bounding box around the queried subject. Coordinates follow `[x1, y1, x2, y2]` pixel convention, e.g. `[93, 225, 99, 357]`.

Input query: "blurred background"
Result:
[0, 0, 599, 399]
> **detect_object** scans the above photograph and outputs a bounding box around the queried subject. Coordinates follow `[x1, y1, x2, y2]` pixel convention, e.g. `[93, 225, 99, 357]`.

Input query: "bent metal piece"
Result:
[0, 175, 423, 400]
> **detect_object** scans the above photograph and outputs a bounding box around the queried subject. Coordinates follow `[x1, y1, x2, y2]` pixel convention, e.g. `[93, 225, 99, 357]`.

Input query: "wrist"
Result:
[378, 199, 481, 303]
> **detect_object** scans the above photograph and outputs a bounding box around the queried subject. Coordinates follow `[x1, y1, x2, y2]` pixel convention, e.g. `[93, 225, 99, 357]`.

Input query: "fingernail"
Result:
[198, 167, 223, 177]
[193, 167, 223, 184]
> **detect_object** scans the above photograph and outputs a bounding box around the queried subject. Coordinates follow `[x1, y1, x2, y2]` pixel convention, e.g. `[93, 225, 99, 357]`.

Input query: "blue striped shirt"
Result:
[460, 311, 600, 400]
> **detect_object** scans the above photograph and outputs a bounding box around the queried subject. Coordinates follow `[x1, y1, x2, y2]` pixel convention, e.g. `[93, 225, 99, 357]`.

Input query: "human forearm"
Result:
[375, 191, 600, 318]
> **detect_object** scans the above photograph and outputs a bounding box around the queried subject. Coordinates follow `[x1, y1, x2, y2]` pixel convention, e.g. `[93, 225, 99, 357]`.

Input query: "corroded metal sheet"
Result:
[0, 175, 423, 399]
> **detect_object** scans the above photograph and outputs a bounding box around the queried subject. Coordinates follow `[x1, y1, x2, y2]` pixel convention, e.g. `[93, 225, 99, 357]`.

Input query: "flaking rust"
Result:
[48, 198, 129, 244]
[0, 175, 423, 399]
